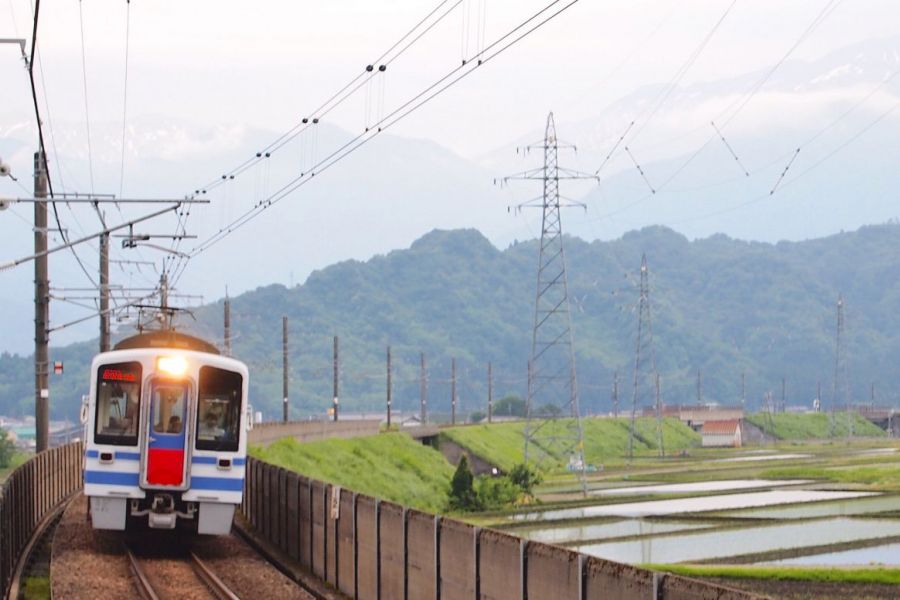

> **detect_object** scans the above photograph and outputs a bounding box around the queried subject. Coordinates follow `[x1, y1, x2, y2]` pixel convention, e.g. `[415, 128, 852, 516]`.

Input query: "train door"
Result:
[143, 380, 190, 487]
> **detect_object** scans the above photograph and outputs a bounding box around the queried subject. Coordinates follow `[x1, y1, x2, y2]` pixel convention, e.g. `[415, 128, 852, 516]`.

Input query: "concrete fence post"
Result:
[375, 499, 382, 600]
[434, 516, 442, 600]
[520, 539, 528, 600]
[402, 508, 409, 600]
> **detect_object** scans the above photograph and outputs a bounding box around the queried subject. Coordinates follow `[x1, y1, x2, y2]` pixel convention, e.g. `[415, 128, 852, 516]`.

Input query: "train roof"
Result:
[113, 331, 220, 355]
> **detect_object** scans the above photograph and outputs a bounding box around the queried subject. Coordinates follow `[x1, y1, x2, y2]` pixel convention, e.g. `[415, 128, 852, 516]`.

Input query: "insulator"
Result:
[313, 118, 319, 124]
[366, 65, 374, 72]
[256, 152, 262, 158]
[378, 65, 386, 72]
[265, 152, 270, 158]
[302, 118, 308, 124]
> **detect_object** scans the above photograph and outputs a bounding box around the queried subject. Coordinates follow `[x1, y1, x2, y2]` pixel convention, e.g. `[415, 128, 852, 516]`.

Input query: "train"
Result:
[81, 330, 251, 534]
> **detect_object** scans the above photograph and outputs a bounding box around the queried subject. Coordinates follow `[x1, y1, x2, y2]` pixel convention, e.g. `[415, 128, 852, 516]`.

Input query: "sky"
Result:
[1, 0, 899, 352]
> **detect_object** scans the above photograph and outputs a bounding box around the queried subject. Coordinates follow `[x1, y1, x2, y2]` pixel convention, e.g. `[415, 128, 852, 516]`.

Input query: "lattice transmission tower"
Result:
[831, 294, 852, 438]
[628, 254, 662, 459]
[501, 113, 597, 493]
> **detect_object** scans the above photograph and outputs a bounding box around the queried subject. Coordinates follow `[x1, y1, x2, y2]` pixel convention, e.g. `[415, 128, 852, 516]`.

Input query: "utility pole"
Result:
[816, 381, 821, 413]
[99, 232, 110, 352]
[503, 113, 594, 493]
[696, 369, 703, 405]
[451, 357, 457, 425]
[34, 151, 49, 453]
[655, 372, 664, 458]
[487, 361, 493, 424]
[781, 377, 786, 413]
[741, 371, 745, 408]
[282, 316, 289, 422]
[223, 293, 231, 357]
[419, 352, 427, 424]
[612, 370, 619, 418]
[332, 335, 339, 421]
[386, 345, 392, 428]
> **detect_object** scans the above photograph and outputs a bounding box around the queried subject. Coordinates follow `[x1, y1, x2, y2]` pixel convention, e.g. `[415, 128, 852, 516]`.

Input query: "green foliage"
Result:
[0, 429, 14, 469]
[508, 463, 541, 494]
[442, 417, 700, 472]
[493, 395, 526, 417]
[761, 464, 900, 489]
[4, 225, 900, 422]
[475, 476, 520, 510]
[746, 412, 886, 440]
[448, 455, 481, 511]
[469, 410, 486, 423]
[645, 564, 900, 585]
[251, 433, 454, 513]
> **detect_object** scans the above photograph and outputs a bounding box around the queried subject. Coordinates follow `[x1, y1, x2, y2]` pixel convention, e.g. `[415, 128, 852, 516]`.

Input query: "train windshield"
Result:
[196, 366, 242, 452]
[95, 361, 142, 445]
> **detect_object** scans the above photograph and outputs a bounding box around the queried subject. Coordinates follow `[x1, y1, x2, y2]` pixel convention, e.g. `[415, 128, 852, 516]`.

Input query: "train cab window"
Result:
[95, 362, 141, 445]
[151, 384, 187, 434]
[196, 366, 242, 452]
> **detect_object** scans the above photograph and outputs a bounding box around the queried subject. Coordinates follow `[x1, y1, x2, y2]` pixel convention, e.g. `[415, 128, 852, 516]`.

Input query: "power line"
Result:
[186, 0, 583, 261]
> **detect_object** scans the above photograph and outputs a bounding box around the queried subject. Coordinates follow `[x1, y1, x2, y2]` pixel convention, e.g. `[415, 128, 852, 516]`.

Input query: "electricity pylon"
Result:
[628, 254, 661, 459]
[831, 294, 852, 438]
[501, 112, 597, 494]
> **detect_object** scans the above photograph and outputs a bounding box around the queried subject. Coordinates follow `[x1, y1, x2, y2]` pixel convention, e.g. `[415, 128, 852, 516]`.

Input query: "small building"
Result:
[701, 419, 742, 448]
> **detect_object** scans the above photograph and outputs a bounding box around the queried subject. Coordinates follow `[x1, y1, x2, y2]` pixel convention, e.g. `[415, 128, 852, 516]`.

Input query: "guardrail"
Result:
[0, 442, 83, 598]
[241, 457, 762, 600]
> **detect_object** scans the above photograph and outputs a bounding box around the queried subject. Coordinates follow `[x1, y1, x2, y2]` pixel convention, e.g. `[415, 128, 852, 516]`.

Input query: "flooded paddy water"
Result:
[502, 445, 900, 570]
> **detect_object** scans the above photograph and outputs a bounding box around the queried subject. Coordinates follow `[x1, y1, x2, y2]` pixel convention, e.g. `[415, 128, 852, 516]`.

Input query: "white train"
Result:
[82, 331, 251, 534]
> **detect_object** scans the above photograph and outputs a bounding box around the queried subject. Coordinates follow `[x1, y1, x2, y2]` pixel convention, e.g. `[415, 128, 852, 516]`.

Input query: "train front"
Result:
[83, 332, 250, 534]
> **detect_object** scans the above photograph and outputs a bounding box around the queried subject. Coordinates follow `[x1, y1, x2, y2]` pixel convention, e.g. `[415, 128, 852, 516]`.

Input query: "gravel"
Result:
[51, 494, 313, 599]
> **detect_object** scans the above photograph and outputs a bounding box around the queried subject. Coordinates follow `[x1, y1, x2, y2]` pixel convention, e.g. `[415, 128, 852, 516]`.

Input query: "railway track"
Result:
[125, 544, 241, 600]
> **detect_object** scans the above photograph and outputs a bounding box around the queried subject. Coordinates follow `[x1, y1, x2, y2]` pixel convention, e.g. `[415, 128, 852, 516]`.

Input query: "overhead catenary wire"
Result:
[183, 0, 582, 264]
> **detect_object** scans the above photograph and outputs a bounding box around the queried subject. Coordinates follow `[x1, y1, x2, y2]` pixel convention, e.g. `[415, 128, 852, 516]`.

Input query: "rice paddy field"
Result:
[262, 413, 900, 598]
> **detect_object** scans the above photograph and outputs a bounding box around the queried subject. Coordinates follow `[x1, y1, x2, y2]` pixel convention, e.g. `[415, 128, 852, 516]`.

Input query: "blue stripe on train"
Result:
[85, 470, 243, 491]
[192, 456, 246, 466]
[190, 476, 245, 491]
[84, 450, 141, 461]
[84, 470, 140, 486]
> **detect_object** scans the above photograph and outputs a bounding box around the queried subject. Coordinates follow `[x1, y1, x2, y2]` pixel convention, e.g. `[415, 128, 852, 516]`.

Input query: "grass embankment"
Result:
[0, 452, 30, 483]
[442, 417, 700, 472]
[745, 412, 885, 440]
[761, 464, 900, 489]
[645, 564, 900, 586]
[251, 433, 454, 513]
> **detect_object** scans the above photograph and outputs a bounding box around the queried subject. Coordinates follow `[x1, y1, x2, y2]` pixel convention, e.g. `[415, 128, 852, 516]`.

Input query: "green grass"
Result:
[22, 576, 50, 600]
[0, 452, 30, 483]
[442, 417, 701, 472]
[250, 432, 454, 513]
[745, 412, 885, 440]
[761, 464, 900, 489]
[644, 563, 900, 585]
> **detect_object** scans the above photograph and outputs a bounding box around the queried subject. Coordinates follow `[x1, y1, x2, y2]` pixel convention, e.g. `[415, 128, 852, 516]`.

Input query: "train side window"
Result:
[196, 366, 242, 452]
[95, 362, 142, 446]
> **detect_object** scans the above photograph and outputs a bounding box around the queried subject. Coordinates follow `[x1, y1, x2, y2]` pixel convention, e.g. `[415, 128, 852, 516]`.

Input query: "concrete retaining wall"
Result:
[241, 457, 764, 599]
[248, 419, 381, 446]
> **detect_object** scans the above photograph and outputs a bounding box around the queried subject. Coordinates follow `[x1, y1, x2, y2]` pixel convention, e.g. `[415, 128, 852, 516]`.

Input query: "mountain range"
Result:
[1, 223, 898, 422]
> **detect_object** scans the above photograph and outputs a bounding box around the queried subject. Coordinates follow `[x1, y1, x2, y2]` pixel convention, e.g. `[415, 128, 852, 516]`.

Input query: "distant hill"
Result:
[1, 224, 899, 421]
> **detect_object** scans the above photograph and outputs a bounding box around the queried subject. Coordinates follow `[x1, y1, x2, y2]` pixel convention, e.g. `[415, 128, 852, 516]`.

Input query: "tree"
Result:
[469, 411, 486, 423]
[0, 429, 15, 469]
[448, 455, 481, 511]
[508, 463, 542, 494]
[493, 395, 526, 417]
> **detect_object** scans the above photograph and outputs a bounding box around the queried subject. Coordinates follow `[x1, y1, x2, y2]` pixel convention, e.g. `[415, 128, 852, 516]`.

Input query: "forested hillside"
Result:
[2, 223, 899, 421]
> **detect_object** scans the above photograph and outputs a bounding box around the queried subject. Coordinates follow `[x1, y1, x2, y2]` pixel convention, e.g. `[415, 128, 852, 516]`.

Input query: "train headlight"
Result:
[157, 356, 188, 377]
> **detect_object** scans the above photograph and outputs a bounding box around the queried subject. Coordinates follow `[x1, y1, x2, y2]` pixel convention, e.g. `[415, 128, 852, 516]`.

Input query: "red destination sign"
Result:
[102, 369, 137, 383]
